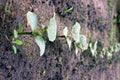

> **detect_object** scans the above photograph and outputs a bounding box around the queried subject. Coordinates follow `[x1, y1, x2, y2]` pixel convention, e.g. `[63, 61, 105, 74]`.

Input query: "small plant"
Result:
[9, 11, 57, 56]
[26, 11, 46, 56]
[27, 11, 88, 56]
[8, 11, 88, 56]
[89, 41, 98, 57]
[4, 6, 11, 14]
[89, 41, 120, 59]
[40, 70, 46, 76]
[6, 29, 23, 54]
[71, 22, 88, 54]
[106, 43, 120, 59]
[59, 7, 73, 17]
[8, 11, 120, 58]
[63, 27, 72, 49]
[99, 47, 106, 58]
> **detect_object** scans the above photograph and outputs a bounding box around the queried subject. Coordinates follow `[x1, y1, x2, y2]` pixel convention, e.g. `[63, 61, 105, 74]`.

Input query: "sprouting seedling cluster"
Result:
[26, 11, 88, 56]
[8, 11, 88, 56]
[59, 7, 73, 17]
[89, 41, 98, 57]
[6, 29, 23, 54]
[8, 11, 120, 58]
[71, 22, 88, 54]
[89, 41, 120, 59]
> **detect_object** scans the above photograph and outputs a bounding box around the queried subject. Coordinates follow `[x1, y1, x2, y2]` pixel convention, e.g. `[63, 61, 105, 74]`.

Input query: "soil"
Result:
[0, 0, 120, 80]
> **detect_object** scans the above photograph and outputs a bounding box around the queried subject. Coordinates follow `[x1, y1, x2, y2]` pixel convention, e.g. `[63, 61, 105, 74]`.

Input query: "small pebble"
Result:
[6, 65, 12, 69]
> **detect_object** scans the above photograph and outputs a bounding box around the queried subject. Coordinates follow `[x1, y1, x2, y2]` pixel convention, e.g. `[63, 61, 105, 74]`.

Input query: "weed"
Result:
[6, 29, 23, 54]
[59, 7, 73, 17]
[4, 6, 11, 13]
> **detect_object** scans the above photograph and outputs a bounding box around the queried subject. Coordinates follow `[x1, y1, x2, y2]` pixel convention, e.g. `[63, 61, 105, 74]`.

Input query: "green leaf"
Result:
[63, 27, 68, 37]
[114, 43, 120, 52]
[66, 37, 72, 49]
[64, 7, 73, 13]
[13, 29, 18, 39]
[41, 70, 46, 76]
[75, 46, 79, 55]
[72, 22, 81, 43]
[12, 45, 17, 54]
[15, 40, 23, 45]
[63, 27, 72, 49]
[89, 41, 98, 57]
[79, 35, 88, 51]
[26, 11, 38, 31]
[99, 48, 106, 58]
[35, 36, 46, 56]
[107, 51, 112, 60]
[47, 13, 57, 42]
[5, 7, 11, 13]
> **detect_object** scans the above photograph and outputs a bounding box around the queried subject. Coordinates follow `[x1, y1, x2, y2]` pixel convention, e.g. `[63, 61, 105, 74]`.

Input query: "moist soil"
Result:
[0, 0, 120, 80]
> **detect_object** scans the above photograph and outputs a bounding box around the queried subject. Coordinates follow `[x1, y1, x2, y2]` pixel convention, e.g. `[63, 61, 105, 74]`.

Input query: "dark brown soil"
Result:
[0, 0, 120, 80]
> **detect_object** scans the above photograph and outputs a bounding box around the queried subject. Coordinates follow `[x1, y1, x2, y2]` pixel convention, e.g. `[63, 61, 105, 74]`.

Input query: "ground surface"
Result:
[0, 0, 120, 80]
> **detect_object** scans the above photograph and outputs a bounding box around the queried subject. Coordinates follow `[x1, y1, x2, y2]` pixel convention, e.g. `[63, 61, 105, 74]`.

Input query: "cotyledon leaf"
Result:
[75, 46, 79, 55]
[13, 29, 18, 39]
[47, 13, 57, 42]
[26, 11, 38, 31]
[63, 27, 72, 49]
[79, 35, 88, 51]
[15, 40, 23, 45]
[35, 36, 46, 56]
[71, 22, 81, 43]
[66, 37, 72, 49]
[63, 27, 68, 37]
[89, 41, 98, 57]
[12, 45, 17, 54]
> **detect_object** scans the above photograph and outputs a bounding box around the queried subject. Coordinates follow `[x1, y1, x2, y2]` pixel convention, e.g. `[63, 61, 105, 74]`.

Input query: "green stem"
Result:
[56, 35, 65, 38]
[18, 32, 32, 35]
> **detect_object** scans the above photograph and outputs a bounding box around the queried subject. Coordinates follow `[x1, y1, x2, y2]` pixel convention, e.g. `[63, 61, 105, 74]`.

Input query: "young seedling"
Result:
[89, 41, 98, 57]
[6, 11, 57, 56]
[106, 43, 120, 59]
[106, 51, 112, 60]
[99, 47, 106, 58]
[59, 7, 73, 17]
[6, 29, 23, 54]
[78, 35, 88, 51]
[71, 22, 88, 54]
[63, 27, 72, 49]
[17, 23, 23, 33]
[26, 11, 46, 56]
[6, 10, 120, 59]
[27, 11, 58, 56]
[4, 6, 11, 14]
